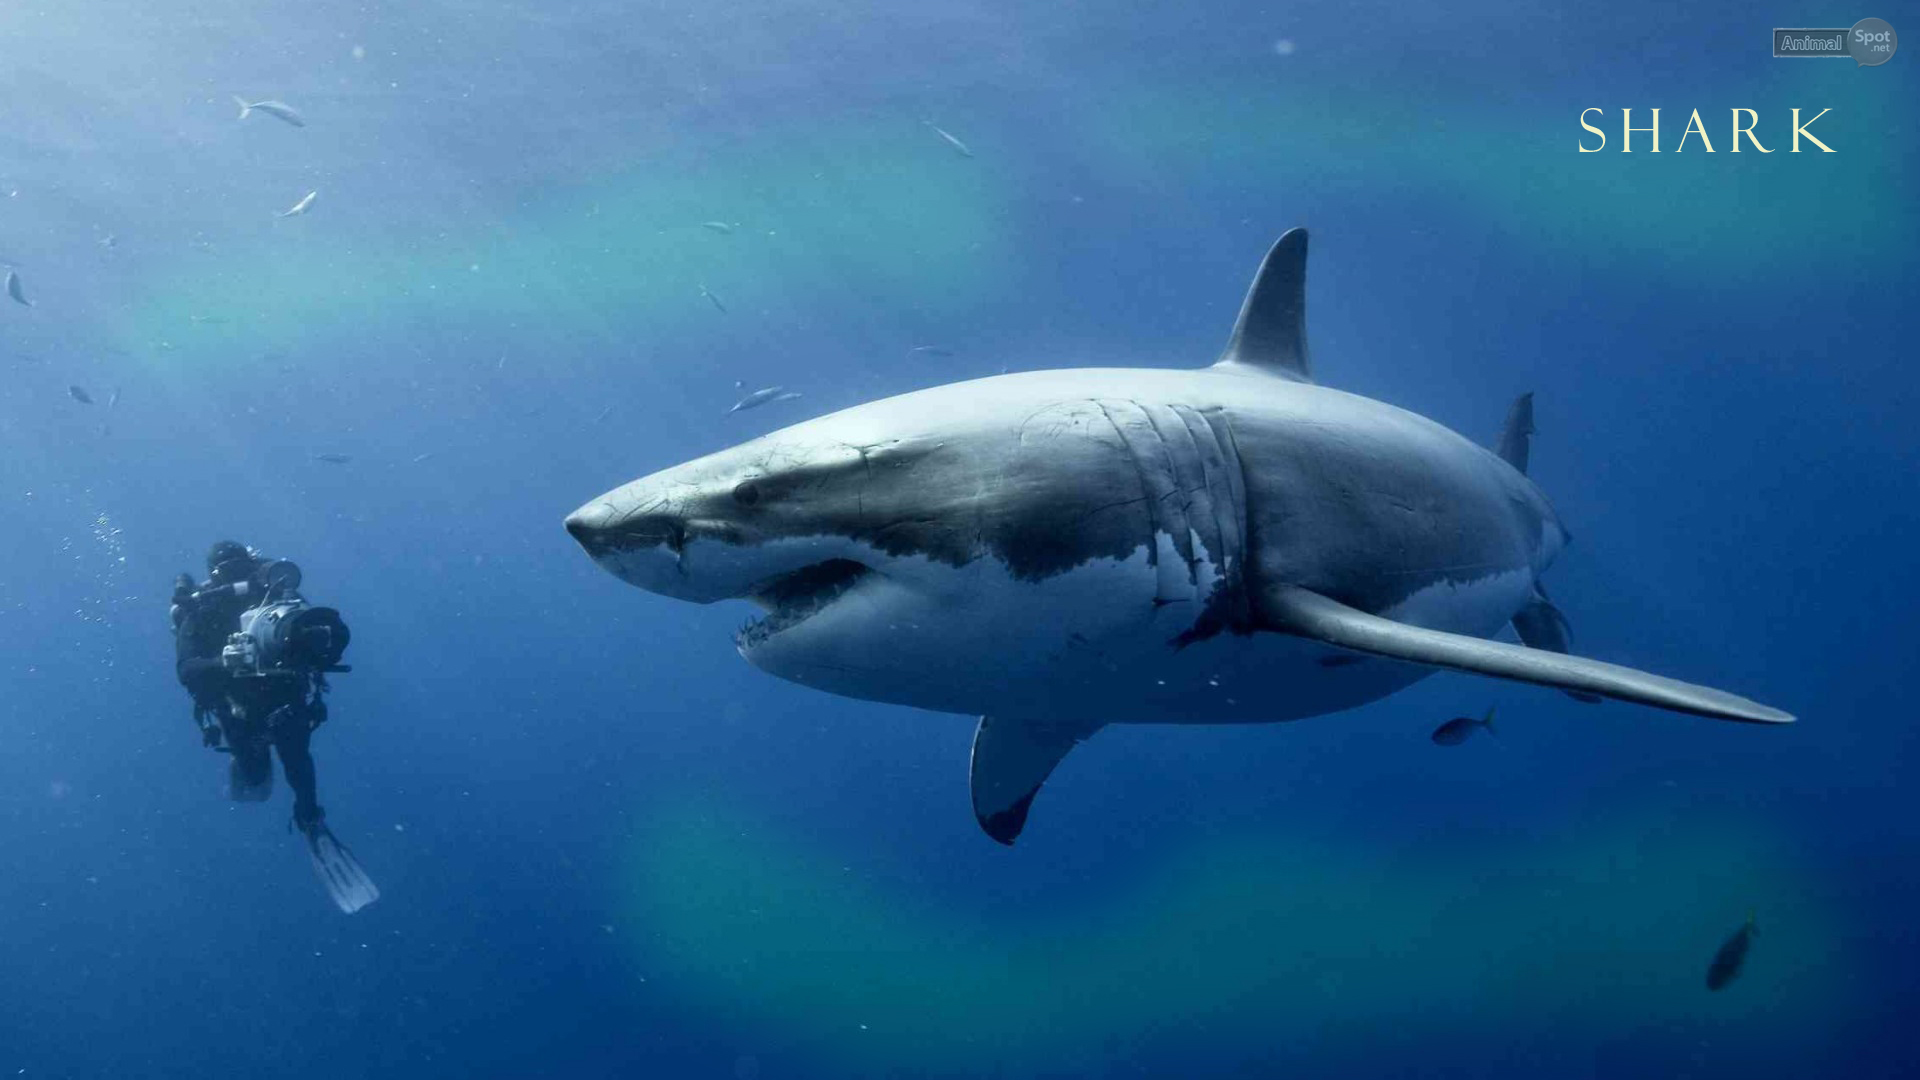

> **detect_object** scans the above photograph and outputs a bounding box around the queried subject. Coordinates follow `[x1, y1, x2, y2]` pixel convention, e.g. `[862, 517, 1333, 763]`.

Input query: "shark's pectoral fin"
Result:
[970, 716, 1102, 845]
[1259, 584, 1793, 724]
[1511, 584, 1603, 703]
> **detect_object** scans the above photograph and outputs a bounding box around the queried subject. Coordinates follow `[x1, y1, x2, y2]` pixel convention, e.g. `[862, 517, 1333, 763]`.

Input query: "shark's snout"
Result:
[564, 491, 708, 600]
[566, 475, 863, 609]
[565, 501, 682, 559]
[562, 506, 604, 551]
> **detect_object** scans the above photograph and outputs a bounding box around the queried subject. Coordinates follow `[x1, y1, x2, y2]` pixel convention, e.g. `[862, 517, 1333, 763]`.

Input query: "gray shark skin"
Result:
[566, 228, 1793, 843]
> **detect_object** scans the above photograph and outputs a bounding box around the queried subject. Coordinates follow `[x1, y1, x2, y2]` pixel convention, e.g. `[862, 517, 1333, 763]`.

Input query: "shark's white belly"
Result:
[741, 536, 1534, 725]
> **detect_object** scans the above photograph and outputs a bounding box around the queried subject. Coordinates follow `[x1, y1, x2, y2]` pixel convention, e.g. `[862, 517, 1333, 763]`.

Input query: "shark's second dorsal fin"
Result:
[1215, 228, 1310, 382]
[1495, 392, 1534, 474]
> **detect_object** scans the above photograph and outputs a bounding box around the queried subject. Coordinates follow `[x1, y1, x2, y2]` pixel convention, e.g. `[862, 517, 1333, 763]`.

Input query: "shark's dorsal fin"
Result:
[970, 716, 1101, 845]
[1215, 228, 1310, 382]
[1495, 392, 1534, 474]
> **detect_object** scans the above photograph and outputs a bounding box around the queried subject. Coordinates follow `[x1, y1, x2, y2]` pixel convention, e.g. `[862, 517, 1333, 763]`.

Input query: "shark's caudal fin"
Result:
[1492, 398, 1601, 702]
[1495, 392, 1534, 473]
[1259, 584, 1794, 724]
[970, 716, 1101, 845]
[233, 95, 253, 120]
[1214, 228, 1311, 383]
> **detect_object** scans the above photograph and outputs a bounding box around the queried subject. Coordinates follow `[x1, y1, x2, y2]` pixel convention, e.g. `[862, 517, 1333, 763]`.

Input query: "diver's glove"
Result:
[170, 574, 196, 629]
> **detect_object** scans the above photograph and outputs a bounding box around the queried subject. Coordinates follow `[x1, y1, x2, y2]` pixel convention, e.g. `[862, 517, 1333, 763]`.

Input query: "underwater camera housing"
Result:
[220, 560, 352, 679]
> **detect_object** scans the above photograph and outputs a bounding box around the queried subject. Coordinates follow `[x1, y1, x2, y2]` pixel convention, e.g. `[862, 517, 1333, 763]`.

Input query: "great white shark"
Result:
[565, 229, 1794, 844]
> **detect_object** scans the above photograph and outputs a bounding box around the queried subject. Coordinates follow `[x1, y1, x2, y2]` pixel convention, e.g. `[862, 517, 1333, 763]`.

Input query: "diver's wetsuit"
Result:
[172, 571, 327, 829]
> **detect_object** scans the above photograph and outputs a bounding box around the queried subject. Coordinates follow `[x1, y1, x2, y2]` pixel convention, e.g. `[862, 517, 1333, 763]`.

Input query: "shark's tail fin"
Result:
[233, 95, 252, 120]
[1495, 392, 1534, 474]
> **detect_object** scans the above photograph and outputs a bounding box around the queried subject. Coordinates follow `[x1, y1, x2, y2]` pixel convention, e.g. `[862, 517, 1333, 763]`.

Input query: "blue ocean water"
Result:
[2, 1, 1916, 1076]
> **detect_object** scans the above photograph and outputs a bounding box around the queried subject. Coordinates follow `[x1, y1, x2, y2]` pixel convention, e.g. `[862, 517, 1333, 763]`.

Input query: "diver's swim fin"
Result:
[302, 823, 381, 914]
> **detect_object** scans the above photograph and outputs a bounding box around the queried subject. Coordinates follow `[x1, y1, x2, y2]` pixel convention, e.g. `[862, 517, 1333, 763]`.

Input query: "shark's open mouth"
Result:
[737, 558, 873, 649]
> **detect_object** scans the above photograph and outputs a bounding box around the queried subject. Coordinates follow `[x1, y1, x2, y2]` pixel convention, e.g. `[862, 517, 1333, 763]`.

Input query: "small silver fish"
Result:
[701, 221, 735, 235]
[410, 451, 437, 464]
[106, 386, 121, 409]
[592, 405, 614, 424]
[189, 314, 230, 325]
[728, 386, 802, 415]
[925, 122, 974, 158]
[315, 453, 352, 465]
[700, 285, 727, 314]
[234, 96, 306, 127]
[277, 190, 318, 218]
[909, 345, 955, 358]
[7, 269, 31, 306]
[68, 385, 93, 405]
[1430, 707, 1496, 746]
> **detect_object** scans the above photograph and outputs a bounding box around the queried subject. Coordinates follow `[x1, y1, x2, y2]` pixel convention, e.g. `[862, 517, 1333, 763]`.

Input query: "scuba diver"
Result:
[171, 540, 380, 914]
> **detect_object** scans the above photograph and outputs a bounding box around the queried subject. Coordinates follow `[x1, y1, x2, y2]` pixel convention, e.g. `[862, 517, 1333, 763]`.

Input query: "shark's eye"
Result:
[732, 480, 762, 507]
